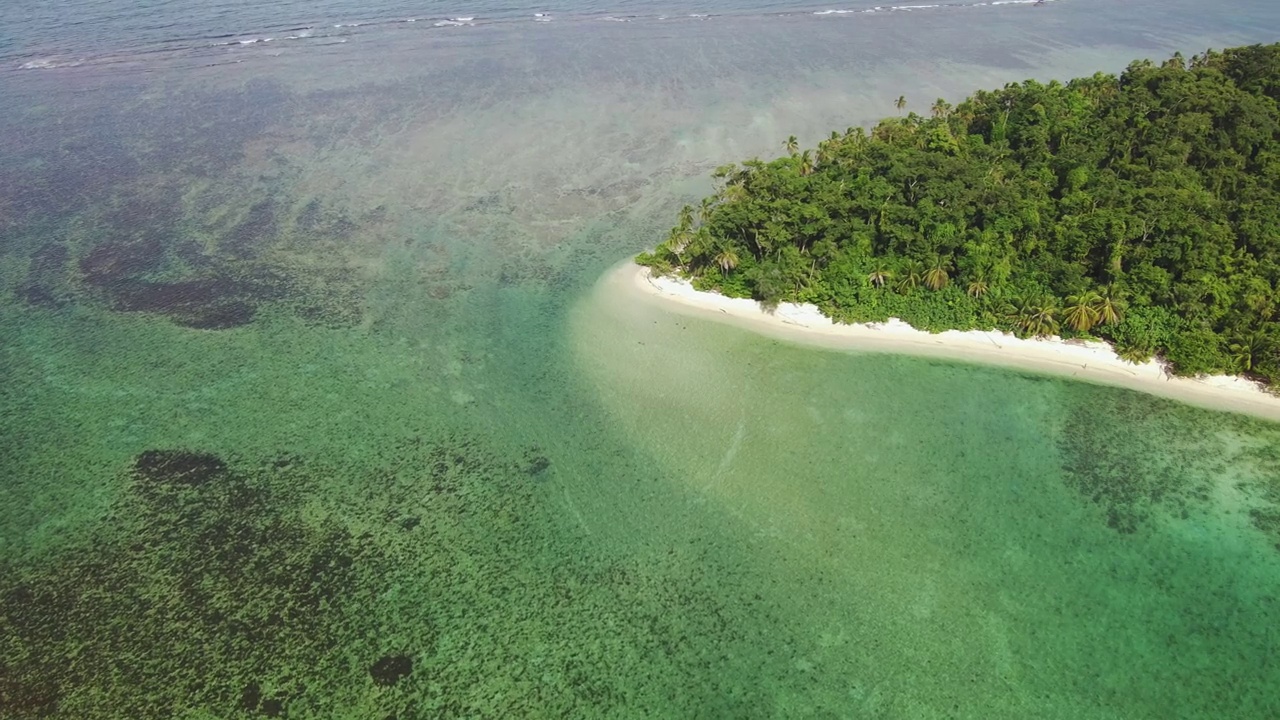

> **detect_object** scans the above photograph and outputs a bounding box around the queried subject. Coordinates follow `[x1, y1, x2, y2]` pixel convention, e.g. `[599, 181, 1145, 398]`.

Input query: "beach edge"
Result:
[620, 262, 1280, 422]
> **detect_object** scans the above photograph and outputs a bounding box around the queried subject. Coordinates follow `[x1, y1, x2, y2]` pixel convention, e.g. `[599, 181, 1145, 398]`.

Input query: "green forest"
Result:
[638, 44, 1280, 388]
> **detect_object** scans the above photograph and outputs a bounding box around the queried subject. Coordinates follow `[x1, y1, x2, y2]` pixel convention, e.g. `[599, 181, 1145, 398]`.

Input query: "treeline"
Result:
[638, 44, 1280, 387]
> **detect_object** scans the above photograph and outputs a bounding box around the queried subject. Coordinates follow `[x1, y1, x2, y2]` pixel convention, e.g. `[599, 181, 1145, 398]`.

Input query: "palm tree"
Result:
[721, 182, 748, 204]
[662, 227, 689, 266]
[1117, 344, 1153, 364]
[1023, 298, 1061, 337]
[1063, 292, 1102, 332]
[923, 256, 951, 291]
[798, 150, 815, 176]
[895, 260, 924, 293]
[698, 196, 715, 224]
[714, 248, 740, 275]
[930, 98, 952, 119]
[966, 275, 989, 298]
[677, 204, 694, 232]
[867, 265, 892, 289]
[895, 95, 907, 114]
[1229, 331, 1273, 373]
[783, 135, 799, 156]
[1092, 287, 1125, 326]
[1007, 296, 1060, 337]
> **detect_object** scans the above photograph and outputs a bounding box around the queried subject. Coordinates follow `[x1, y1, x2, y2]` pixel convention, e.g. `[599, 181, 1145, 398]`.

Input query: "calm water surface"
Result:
[2, 0, 1280, 717]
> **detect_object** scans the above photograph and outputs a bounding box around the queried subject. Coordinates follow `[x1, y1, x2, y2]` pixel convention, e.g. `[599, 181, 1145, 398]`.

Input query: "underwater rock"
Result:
[369, 654, 413, 687]
[521, 447, 551, 478]
[132, 450, 228, 488]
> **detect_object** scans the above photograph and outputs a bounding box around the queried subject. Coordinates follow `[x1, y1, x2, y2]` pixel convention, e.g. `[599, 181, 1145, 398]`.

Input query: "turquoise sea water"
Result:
[3, 0, 1280, 717]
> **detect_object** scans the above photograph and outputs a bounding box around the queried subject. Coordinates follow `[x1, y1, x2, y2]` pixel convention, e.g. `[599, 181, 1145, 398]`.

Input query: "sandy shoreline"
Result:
[620, 263, 1280, 422]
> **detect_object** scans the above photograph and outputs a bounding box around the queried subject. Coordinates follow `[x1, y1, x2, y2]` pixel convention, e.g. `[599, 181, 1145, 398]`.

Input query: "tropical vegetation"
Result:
[638, 44, 1280, 388]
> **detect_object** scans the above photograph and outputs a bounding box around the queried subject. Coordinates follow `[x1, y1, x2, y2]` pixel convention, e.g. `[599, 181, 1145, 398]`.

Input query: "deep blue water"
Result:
[4, 0, 1060, 70]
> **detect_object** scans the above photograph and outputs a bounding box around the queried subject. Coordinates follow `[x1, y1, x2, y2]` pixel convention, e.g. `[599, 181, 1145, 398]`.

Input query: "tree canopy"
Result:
[638, 44, 1280, 388]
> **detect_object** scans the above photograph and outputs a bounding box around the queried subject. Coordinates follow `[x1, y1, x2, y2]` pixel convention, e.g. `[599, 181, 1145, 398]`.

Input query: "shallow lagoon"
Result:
[3, 0, 1280, 716]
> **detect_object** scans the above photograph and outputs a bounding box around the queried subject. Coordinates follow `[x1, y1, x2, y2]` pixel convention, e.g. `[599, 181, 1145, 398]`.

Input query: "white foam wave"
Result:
[813, 0, 1047, 15]
[20, 57, 83, 70]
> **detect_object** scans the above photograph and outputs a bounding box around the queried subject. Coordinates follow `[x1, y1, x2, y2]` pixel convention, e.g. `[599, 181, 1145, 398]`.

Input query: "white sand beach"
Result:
[624, 263, 1280, 422]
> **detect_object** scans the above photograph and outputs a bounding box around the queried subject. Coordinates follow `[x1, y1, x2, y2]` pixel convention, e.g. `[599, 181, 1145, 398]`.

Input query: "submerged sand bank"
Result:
[619, 263, 1280, 422]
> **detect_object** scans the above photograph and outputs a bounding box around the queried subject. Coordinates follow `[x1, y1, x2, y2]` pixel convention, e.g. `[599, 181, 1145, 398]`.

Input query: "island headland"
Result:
[636, 43, 1280, 420]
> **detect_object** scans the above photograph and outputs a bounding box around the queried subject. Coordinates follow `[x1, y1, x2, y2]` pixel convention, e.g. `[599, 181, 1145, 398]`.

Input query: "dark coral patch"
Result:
[106, 275, 266, 329]
[17, 242, 71, 308]
[259, 696, 285, 717]
[224, 200, 279, 259]
[175, 299, 257, 329]
[240, 682, 262, 711]
[0, 448, 401, 718]
[521, 447, 551, 478]
[79, 236, 164, 288]
[29, 242, 69, 277]
[132, 450, 228, 487]
[370, 654, 413, 687]
[16, 284, 65, 309]
[0, 669, 60, 717]
[77, 237, 262, 329]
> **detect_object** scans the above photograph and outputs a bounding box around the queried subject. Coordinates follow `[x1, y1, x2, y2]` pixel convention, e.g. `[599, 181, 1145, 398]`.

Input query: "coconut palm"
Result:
[1092, 287, 1125, 326]
[677, 204, 694, 232]
[867, 265, 892, 289]
[895, 260, 924, 293]
[662, 227, 689, 265]
[895, 95, 907, 114]
[1063, 291, 1102, 332]
[714, 247, 740, 275]
[923, 256, 951, 290]
[930, 98, 952, 119]
[1229, 331, 1273, 372]
[720, 182, 748, 203]
[1117, 344, 1153, 364]
[698, 196, 716, 224]
[1007, 296, 1060, 337]
[966, 275, 989, 298]
[783, 135, 799, 156]
[798, 150, 815, 176]
[1022, 298, 1060, 337]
